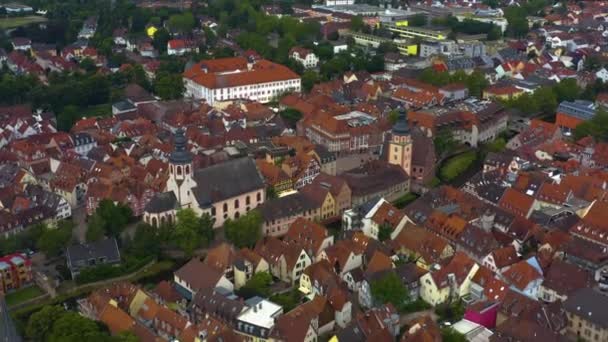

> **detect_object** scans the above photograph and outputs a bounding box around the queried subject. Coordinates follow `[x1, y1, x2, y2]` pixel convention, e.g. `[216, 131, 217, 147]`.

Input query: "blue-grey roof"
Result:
[557, 100, 597, 121]
[112, 100, 136, 112]
[392, 107, 410, 135]
[192, 157, 265, 207]
[169, 128, 193, 164]
[66, 238, 120, 266]
[144, 191, 178, 214]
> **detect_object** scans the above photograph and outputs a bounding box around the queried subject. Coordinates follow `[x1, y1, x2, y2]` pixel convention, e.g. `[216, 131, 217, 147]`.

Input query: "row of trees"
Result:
[501, 78, 581, 116]
[418, 69, 489, 98]
[26, 305, 137, 342]
[0, 220, 73, 258]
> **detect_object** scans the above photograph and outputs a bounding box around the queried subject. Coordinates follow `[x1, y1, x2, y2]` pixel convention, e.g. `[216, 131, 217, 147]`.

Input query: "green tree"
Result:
[36, 221, 73, 257]
[113, 331, 139, 342]
[574, 108, 608, 142]
[279, 108, 303, 127]
[48, 311, 107, 342]
[434, 130, 456, 157]
[129, 223, 161, 258]
[505, 6, 529, 38]
[487, 26, 501, 41]
[80, 58, 97, 73]
[168, 12, 196, 34]
[98, 199, 133, 237]
[408, 14, 428, 27]
[57, 105, 80, 132]
[171, 209, 214, 256]
[270, 289, 302, 312]
[301, 70, 319, 93]
[224, 210, 262, 248]
[86, 213, 106, 242]
[534, 86, 558, 114]
[26, 305, 65, 341]
[371, 272, 410, 309]
[154, 72, 184, 100]
[441, 328, 467, 342]
[237, 271, 272, 298]
[350, 15, 365, 32]
[378, 224, 392, 242]
[152, 28, 171, 53]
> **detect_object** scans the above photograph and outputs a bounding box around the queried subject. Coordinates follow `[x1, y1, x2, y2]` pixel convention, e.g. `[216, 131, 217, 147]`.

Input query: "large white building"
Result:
[183, 57, 301, 105]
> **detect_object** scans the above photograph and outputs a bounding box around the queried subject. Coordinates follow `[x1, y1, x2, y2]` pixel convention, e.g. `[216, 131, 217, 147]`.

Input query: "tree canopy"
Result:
[574, 108, 608, 142]
[87, 199, 133, 242]
[224, 210, 262, 248]
[27, 305, 117, 342]
[173, 209, 214, 256]
[371, 272, 410, 309]
[236, 271, 272, 298]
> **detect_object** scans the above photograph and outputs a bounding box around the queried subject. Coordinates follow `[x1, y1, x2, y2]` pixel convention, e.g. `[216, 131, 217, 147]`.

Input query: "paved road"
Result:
[72, 207, 87, 243]
[335, 152, 379, 175]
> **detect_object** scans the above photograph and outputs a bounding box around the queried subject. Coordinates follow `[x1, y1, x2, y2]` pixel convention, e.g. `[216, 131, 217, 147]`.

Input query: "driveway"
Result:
[72, 207, 87, 243]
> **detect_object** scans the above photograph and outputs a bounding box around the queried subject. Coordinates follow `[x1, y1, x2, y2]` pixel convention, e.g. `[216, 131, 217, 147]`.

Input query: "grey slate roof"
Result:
[563, 288, 608, 329]
[192, 157, 264, 207]
[557, 100, 597, 121]
[258, 192, 318, 221]
[112, 100, 136, 112]
[66, 238, 120, 269]
[144, 191, 178, 214]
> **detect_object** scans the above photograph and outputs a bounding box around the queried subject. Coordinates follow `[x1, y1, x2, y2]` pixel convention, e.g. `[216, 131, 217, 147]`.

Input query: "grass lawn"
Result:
[439, 151, 478, 182]
[6, 285, 44, 307]
[81, 103, 112, 118]
[0, 16, 47, 29]
[393, 193, 419, 209]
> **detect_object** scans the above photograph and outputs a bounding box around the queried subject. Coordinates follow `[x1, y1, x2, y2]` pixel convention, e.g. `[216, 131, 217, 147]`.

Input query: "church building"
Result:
[143, 129, 266, 228]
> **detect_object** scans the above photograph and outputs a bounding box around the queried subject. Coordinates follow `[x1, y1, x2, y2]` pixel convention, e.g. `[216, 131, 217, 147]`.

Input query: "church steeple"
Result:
[392, 107, 410, 136]
[169, 127, 193, 165]
[388, 107, 413, 177]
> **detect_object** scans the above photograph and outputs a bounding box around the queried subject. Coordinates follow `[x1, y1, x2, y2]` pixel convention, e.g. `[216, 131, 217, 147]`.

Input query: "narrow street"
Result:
[71, 207, 87, 244]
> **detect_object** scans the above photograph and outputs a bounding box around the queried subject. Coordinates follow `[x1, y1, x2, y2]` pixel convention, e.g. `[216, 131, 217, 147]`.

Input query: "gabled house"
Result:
[284, 218, 334, 260]
[254, 237, 312, 285]
[173, 257, 234, 300]
[502, 257, 544, 299]
[419, 252, 479, 306]
[319, 240, 363, 277]
[538, 259, 594, 303]
[482, 245, 519, 273]
[234, 248, 269, 290]
[360, 198, 407, 240]
[392, 223, 454, 270]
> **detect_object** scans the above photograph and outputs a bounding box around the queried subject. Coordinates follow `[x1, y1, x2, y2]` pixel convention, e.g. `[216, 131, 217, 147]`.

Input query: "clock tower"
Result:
[388, 107, 413, 176]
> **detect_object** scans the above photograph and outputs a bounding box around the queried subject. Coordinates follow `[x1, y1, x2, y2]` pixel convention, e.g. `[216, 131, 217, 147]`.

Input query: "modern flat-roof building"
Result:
[235, 297, 283, 341]
[183, 57, 301, 105]
[383, 23, 449, 41]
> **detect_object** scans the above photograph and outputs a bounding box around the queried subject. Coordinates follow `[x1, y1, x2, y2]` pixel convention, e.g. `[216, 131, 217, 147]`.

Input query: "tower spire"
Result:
[169, 127, 193, 164]
[392, 106, 410, 136]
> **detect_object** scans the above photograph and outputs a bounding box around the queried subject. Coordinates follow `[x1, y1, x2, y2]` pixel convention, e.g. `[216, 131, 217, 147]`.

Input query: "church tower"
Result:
[388, 107, 413, 176]
[166, 128, 195, 208]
